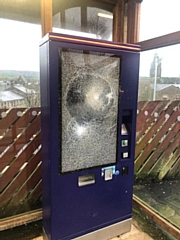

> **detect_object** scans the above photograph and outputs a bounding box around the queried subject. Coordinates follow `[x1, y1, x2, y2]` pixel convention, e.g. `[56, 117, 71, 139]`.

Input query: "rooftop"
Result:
[0, 90, 24, 102]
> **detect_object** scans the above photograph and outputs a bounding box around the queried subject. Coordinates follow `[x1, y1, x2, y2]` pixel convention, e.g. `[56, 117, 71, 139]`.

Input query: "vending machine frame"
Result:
[40, 33, 140, 240]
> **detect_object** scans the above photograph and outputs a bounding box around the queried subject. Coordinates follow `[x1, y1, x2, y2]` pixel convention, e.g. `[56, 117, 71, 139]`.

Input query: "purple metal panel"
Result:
[40, 33, 140, 240]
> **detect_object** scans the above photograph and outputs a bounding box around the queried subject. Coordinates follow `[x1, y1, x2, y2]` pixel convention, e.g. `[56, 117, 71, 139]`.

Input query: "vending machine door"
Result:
[40, 33, 140, 240]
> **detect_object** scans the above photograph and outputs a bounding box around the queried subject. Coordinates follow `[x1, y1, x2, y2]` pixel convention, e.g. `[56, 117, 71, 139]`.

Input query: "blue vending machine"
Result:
[40, 33, 140, 240]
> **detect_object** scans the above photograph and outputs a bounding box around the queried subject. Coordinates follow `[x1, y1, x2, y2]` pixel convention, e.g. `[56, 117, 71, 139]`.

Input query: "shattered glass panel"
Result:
[59, 48, 120, 173]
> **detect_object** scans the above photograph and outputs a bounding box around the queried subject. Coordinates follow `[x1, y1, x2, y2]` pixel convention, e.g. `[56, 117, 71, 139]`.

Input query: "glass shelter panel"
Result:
[87, 7, 113, 41]
[0, 19, 41, 108]
[0, 0, 41, 221]
[136, 46, 180, 231]
[65, 7, 81, 31]
[138, 44, 180, 101]
[139, 0, 180, 41]
[59, 49, 120, 173]
[52, 4, 113, 40]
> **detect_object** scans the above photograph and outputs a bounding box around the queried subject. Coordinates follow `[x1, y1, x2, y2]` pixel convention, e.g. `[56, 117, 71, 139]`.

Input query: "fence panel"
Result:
[135, 100, 180, 182]
[0, 108, 41, 218]
[0, 102, 179, 218]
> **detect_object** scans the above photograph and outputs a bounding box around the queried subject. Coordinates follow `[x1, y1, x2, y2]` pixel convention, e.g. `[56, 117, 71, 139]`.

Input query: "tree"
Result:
[87, 8, 112, 40]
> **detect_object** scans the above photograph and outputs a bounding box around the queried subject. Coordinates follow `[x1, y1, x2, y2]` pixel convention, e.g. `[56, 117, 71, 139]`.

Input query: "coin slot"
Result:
[78, 174, 95, 187]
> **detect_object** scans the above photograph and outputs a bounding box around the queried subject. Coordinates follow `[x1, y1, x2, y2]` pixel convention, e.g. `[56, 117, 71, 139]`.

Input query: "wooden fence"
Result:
[0, 108, 41, 218]
[0, 101, 179, 218]
[135, 100, 180, 182]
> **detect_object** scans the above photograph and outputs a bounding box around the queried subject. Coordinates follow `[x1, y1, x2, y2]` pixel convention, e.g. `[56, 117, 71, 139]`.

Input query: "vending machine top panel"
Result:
[40, 32, 140, 52]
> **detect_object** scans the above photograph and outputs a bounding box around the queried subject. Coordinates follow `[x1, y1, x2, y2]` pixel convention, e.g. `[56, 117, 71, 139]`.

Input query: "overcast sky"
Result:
[0, 19, 41, 71]
[139, 0, 180, 41]
[139, 0, 180, 77]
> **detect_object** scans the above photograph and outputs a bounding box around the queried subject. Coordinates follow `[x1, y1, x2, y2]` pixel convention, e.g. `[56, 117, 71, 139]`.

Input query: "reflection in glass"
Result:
[138, 44, 180, 101]
[53, 6, 112, 41]
[53, 12, 61, 28]
[59, 49, 120, 173]
[65, 7, 81, 31]
[87, 7, 112, 40]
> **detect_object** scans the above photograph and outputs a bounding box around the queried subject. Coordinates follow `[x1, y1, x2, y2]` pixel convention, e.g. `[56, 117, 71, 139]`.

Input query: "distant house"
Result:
[138, 77, 180, 101]
[6, 84, 36, 97]
[0, 76, 39, 108]
[155, 84, 180, 100]
[0, 90, 24, 108]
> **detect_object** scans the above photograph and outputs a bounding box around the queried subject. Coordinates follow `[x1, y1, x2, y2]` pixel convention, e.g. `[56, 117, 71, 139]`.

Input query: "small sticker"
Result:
[105, 169, 113, 181]
[101, 166, 120, 180]
[101, 166, 116, 177]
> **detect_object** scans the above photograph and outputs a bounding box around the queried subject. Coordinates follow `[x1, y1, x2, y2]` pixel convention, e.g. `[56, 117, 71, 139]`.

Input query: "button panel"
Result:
[121, 109, 132, 160]
[122, 152, 129, 158]
[122, 140, 128, 147]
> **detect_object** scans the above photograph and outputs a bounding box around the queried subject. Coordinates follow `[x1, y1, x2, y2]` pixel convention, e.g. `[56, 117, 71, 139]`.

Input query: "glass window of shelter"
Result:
[136, 0, 180, 233]
[0, 0, 42, 220]
[0, 1, 41, 108]
[52, 0, 113, 40]
[139, 0, 180, 41]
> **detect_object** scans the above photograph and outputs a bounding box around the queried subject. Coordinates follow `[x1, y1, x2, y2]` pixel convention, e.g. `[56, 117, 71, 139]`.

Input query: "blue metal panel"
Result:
[40, 33, 140, 240]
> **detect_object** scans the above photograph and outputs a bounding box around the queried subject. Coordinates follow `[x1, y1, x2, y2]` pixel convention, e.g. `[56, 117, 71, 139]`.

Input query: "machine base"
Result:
[43, 218, 132, 240]
[73, 218, 132, 240]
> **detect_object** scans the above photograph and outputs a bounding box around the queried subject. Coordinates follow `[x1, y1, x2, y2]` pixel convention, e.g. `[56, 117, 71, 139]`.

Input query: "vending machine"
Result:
[40, 33, 140, 240]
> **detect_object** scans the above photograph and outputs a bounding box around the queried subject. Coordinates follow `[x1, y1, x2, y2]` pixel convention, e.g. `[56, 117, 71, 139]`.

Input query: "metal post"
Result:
[153, 56, 158, 101]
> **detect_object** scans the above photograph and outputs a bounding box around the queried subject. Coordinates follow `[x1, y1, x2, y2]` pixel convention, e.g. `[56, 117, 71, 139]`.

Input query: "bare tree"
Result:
[87, 9, 112, 40]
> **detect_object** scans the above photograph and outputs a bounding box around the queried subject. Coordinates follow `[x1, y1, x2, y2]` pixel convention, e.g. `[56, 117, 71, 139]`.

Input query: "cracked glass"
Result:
[59, 48, 120, 173]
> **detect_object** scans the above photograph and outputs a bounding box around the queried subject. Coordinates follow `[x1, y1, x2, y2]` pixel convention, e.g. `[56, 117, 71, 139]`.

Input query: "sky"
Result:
[139, 44, 180, 78]
[139, 0, 180, 77]
[0, 0, 180, 76]
[0, 19, 41, 71]
[139, 0, 180, 41]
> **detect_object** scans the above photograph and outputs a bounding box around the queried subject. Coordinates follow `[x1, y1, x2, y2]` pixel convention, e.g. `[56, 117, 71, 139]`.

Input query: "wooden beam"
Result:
[127, 0, 141, 43]
[0, 209, 42, 231]
[113, 0, 124, 42]
[138, 31, 180, 51]
[133, 196, 180, 240]
[41, 0, 52, 37]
